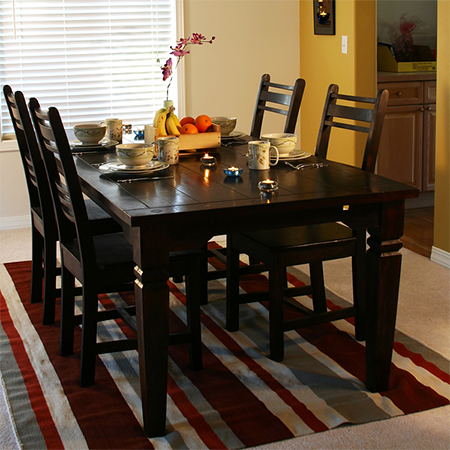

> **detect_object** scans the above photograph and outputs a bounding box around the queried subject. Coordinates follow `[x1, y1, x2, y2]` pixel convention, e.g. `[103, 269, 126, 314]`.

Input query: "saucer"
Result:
[272, 150, 311, 161]
[98, 160, 168, 173]
[221, 131, 245, 139]
[70, 139, 118, 151]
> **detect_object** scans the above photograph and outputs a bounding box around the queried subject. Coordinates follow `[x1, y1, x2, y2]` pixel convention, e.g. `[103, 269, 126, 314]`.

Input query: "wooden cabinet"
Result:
[377, 73, 436, 191]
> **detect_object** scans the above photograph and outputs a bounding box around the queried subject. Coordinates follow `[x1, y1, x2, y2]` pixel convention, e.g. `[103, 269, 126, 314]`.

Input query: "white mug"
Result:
[156, 136, 179, 165]
[248, 140, 279, 170]
[104, 118, 123, 143]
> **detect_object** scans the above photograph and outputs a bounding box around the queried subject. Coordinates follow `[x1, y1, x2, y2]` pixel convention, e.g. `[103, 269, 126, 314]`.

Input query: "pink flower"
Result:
[161, 58, 173, 81]
[161, 32, 215, 100]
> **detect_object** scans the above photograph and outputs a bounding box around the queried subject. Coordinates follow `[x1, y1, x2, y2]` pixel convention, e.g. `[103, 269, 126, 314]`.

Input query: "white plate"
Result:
[98, 160, 169, 173]
[272, 150, 311, 161]
[221, 131, 245, 139]
[70, 139, 118, 150]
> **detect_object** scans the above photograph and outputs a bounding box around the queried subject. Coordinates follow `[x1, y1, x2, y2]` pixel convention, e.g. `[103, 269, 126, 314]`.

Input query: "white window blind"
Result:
[0, 0, 178, 136]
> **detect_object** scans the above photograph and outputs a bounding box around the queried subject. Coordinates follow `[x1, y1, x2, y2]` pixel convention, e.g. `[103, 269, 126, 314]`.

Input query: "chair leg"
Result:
[352, 229, 367, 341]
[185, 256, 203, 371]
[269, 259, 285, 362]
[60, 266, 75, 356]
[79, 284, 98, 387]
[226, 235, 241, 332]
[199, 243, 209, 306]
[42, 236, 58, 325]
[30, 225, 44, 304]
[309, 262, 327, 314]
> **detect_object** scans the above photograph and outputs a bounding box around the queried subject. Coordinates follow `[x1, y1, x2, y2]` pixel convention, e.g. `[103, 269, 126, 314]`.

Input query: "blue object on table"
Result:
[224, 167, 243, 177]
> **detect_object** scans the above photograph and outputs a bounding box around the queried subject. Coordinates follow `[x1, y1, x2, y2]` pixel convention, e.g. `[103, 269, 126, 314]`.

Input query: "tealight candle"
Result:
[200, 153, 217, 167]
[258, 179, 278, 192]
[224, 166, 243, 177]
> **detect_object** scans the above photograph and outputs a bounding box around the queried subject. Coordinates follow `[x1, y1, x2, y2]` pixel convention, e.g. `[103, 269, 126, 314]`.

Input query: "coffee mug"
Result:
[144, 125, 159, 144]
[104, 118, 123, 143]
[248, 140, 279, 170]
[156, 136, 179, 165]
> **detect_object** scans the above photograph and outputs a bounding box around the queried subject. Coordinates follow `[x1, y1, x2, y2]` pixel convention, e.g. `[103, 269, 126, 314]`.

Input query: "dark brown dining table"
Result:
[74, 141, 419, 437]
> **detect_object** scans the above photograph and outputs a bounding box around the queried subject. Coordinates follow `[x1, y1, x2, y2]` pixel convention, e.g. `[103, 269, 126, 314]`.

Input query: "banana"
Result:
[153, 107, 169, 127]
[156, 111, 168, 136]
[171, 112, 182, 129]
[165, 113, 181, 135]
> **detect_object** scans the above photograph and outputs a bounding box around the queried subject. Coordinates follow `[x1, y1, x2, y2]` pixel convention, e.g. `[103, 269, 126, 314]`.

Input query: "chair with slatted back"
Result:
[3, 85, 122, 325]
[29, 98, 203, 386]
[226, 84, 389, 362]
[204, 75, 306, 291]
[250, 73, 306, 138]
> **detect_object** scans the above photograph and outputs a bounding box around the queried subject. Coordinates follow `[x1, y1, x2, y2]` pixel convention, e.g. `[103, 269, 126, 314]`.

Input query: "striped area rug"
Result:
[1, 246, 449, 449]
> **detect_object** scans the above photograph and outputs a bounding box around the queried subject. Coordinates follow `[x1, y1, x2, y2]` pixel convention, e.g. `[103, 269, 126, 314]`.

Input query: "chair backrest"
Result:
[250, 74, 306, 138]
[3, 86, 56, 228]
[29, 99, 96, 267]
[315, 84, 389, 173]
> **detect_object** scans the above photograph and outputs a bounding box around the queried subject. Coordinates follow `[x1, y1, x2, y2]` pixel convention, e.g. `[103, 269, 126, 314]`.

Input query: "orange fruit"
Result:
[180, 123, 199, 134]
[195, 115, 212, 133]
[180, 116, 195, 126]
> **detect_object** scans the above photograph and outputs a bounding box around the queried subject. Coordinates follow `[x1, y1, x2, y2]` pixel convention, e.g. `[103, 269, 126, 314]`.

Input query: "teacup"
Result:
[156, 136, 179, 165]
[116, 143, 155, 167]
[248, 141, 279, 170]
[260, 133, 297, 157]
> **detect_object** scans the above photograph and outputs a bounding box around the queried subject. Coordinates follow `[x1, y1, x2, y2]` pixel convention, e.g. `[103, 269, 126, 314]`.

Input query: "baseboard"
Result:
[430, 246, 450, 269]
[0, 216, 30, 230]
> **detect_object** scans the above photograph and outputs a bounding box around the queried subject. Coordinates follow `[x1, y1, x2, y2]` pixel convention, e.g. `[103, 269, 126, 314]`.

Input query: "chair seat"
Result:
[240, 222, 354, 251]
[85, 199, 123, 234]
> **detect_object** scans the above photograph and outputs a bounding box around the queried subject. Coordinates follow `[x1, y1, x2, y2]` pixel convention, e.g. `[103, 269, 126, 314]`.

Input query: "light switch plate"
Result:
[342, 35, 348, 54]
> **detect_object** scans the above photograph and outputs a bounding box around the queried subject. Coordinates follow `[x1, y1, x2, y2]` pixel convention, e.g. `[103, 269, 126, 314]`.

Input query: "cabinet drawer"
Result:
[424, 81, 436, 104]
[377, 82, 423, 106]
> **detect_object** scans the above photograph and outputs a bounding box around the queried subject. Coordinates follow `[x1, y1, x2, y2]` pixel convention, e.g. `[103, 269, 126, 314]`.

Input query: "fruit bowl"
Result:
[211, 117, 237, 136]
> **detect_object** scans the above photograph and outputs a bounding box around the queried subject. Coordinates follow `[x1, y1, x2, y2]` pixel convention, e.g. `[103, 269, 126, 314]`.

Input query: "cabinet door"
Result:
[376, 105, 423, 189]
[423, 104, 436, 191]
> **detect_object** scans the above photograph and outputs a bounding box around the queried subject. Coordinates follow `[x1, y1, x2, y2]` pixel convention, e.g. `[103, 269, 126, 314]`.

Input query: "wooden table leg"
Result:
[366, 200, 405, 392]
[133, 227, 170, 437]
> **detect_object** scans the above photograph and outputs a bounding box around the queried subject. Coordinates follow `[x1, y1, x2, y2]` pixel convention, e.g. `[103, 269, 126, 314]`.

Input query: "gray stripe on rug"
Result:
[0, 321, 46, 449]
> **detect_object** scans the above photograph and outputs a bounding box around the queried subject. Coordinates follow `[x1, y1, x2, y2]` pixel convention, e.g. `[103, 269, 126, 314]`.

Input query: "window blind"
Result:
[0, 0, 178, 136]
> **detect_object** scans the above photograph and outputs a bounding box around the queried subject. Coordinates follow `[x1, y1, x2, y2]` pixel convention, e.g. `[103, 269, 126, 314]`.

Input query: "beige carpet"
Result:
[1, 228, 449, 449]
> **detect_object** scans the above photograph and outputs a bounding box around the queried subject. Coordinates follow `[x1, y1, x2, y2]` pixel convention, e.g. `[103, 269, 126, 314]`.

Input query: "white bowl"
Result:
[210, 117, 237, 135]
[116, 143, 155, 167]
[261, 133, 297, 156]
[74, 123, 106, 144]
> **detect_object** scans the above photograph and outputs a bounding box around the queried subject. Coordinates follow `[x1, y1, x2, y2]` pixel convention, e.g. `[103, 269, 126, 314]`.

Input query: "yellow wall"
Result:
[434, 0, 450, 254]
[299, 0, 377, 166]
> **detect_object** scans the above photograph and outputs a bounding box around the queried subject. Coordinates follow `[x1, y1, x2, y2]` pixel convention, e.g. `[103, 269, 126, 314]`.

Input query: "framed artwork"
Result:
[313, 0, 335, 35]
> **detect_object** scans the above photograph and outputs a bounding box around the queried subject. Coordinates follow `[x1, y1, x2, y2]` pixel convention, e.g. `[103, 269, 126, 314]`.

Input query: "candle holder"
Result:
[258, 179, 278, 192]
[200, 154, 217, 167]
[224, 166, 243, 178]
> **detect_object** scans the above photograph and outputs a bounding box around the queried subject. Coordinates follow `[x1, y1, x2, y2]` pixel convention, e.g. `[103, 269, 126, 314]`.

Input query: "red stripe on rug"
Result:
[169, 281, 297, 447]
[0, 288, 64, 449]
[167, 374, 227, 449]
[4, 262, 154, 450]
[297, 324, 450, 414]
[394, 341, 450, 385]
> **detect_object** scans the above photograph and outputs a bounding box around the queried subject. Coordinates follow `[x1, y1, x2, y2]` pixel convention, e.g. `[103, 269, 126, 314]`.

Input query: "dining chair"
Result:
[29, 98, 203, 386]
[226, 83, 389, 362]
[204, 74, 306, 292]
[250, 73, 306, 138]
[3, 85, 122, 325]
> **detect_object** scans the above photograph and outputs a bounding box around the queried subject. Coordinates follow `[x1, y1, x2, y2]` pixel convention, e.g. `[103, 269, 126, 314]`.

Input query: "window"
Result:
[0, 0, 181, 137]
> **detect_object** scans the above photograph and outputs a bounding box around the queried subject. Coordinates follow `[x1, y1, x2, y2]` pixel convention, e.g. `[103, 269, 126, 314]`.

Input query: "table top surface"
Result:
[75, 143, 419, 233]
